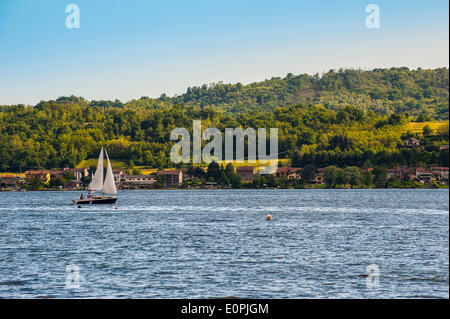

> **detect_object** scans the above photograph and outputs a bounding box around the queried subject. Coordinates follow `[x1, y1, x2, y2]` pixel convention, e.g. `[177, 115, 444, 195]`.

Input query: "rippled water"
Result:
[0, 189, 448, 298]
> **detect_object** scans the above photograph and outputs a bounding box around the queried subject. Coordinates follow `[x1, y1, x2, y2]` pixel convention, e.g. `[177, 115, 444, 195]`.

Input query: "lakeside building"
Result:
[309, 168, 326, 185]
[276, 167, 302, 180]
[403, 137, 421, 148]
[431, 167, 449, 182]
[361, 168, 374, 174]
[13, 164, 450, 190]
[414, 168, 433, 184]
[386, 166, 412, 180]
[50, 168, 88, 181]
[119, 174, 156, 189]
[236, 166, 255, 183]
[204, 181, 219, 189]
[157, 170, 182, 187]
[49, 170, 65, 179]
[181, 168, 195, 182]
[24, 171, 50, 184]
[63, 180, 82, 190]
[309, 174, 324, 184]
[385, 166, 449, 184]
[113, 169, 124, 184]
[0, 175, 21, 189]
[65, 168, 88, 180]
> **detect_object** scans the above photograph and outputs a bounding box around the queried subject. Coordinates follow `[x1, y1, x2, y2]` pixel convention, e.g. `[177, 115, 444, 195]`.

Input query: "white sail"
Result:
[101, 149, 117, 194]
[88, 147, 104, 191]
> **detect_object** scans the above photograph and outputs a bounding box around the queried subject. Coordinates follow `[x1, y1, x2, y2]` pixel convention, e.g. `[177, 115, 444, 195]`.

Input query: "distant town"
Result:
[1, 162, 448, 191]
[1, 134, 448, 191]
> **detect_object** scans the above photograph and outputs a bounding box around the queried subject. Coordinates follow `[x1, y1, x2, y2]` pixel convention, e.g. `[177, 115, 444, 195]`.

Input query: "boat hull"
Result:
[73, 196, 118, 205]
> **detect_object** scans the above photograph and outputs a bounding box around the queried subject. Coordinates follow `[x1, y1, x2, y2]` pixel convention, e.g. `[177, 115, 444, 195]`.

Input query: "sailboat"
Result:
[73, 147, 118, 205]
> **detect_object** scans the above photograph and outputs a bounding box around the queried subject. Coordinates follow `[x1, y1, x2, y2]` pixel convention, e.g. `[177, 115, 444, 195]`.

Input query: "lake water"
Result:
[0, 189, 448, 298]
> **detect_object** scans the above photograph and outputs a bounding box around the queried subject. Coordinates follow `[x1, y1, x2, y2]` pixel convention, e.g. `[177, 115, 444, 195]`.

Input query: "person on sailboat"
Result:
[80, 194, 84, 200]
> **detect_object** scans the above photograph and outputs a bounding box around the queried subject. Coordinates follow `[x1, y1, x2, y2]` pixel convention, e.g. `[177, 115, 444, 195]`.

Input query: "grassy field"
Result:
[0, 172, 25, 178]
[136, 168, 158, 175]
[76, 159, 127, 169]
[154, 159, 291, 174]
[403, 122, 449, 135]
[217, 159, 290, 167]
[75, 159, 291, 174]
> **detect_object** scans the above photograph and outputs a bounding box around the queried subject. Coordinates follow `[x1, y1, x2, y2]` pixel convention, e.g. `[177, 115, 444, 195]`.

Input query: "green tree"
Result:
[324, 166, 338, 187]
[28, 178, 44, 191]
[80, 175, 91, 188]
[49, 177, 64, 188]
[373, 167, 387, 188]
[63, 170, 75, 180]
[423, 124, 433, 136]
[230, 173, 242, 189]
[344, 166, 362, 187]
[300, 164, 317, 183]
[206, 162, 221, 181]
[362, 171, 373, 187]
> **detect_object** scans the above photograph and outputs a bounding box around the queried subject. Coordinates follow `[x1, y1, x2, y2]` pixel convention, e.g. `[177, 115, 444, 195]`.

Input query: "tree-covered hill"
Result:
[0, 100, 448, 172]
[5, 67, 446, 119]
[160, 67, 448, 119]
[0, 67, 448, 172]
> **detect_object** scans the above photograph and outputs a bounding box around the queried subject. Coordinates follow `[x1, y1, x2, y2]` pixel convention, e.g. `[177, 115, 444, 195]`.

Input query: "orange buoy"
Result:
[265, 214, 272, 221]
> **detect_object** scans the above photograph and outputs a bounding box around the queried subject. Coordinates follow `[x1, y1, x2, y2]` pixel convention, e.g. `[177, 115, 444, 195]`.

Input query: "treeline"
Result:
[87, 67, 449, 119]
[165, 67, 449, 119]
[3, 67, 447, 119]
[0, 96, 448, 172]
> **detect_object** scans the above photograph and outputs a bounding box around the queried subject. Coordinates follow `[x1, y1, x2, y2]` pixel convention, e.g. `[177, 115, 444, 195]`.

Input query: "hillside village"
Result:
[1, 162, 448, 191]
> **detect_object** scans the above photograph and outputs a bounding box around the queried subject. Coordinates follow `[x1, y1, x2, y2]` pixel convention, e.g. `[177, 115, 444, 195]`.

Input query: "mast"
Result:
[101, 149, 117, 195]
[88, 147, 104, 192]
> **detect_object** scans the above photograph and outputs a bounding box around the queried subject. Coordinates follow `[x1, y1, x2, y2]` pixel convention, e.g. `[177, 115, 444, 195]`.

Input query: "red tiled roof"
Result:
[25, 170, 49, 175]
[415, 168, 432, 174]
[276, 167, 301, 173]
[387, 166, 408, 173]
[49, 170, 64, 175]
[124, 175, 155, 178]
[157, 170, 181, 175]
[236, 166, 255, 172]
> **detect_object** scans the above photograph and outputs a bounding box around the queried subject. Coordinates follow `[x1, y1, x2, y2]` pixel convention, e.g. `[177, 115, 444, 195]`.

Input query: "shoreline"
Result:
[1, 186, 448, 192]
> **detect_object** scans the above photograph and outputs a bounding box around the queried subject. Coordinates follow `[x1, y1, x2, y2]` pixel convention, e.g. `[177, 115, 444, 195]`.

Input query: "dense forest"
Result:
[164, 67, 449, 119]
[0, 68, 448, 172]
[125, 67, 447, 119]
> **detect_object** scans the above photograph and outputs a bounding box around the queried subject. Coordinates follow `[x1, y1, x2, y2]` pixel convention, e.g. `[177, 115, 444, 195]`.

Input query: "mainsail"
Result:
[88, 147, 104, 191]
[101, 149, 117, 194]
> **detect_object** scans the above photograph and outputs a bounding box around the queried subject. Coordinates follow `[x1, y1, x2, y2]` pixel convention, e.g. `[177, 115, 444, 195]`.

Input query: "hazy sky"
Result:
[0, 0, 448, 105]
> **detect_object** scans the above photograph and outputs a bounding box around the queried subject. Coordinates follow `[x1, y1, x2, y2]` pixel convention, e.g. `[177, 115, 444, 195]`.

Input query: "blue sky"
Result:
[0, 0, 448, 105]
